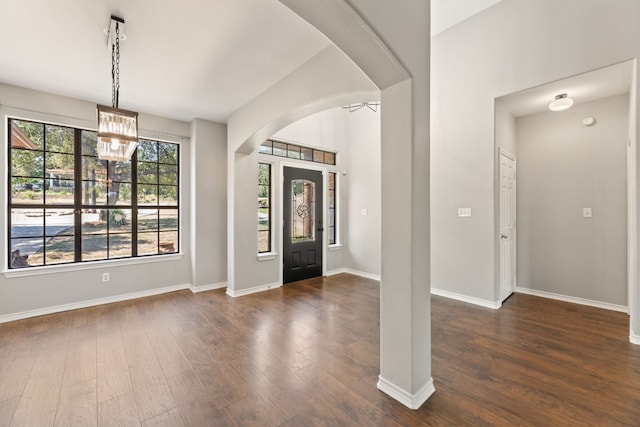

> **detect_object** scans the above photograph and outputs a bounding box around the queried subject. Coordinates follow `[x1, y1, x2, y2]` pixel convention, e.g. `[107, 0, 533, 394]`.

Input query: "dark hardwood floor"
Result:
[0, 273, 639, 426]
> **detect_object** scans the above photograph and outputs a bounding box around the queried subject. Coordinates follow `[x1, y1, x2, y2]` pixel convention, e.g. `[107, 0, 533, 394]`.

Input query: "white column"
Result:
[278, 0, 433, 408]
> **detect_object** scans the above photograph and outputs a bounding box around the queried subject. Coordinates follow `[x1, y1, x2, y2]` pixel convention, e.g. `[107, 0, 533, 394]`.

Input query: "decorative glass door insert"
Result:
[291, 179, 315, 242]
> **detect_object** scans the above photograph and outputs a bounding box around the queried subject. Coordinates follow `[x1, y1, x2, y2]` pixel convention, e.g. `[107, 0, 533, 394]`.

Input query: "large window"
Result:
[258, 162, 272, 253]
[8, 118, 179, 269]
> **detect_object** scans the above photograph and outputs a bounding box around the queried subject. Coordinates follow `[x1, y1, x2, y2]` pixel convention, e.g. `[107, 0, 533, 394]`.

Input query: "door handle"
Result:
[317, 227, 324, 232]
[500, 234, 508, 239]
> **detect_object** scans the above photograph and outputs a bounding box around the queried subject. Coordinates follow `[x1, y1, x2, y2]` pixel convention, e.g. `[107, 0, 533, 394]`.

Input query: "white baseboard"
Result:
[326, 268, 381, 281]
[515, 287, 628, 313]
[0, 284, 191, 324]
[377, 376, 435, 410]
[629, 330, 640, 345]
[190, 282, 227, 293]
[430, 288, 501, 310]
[226, 282, 282, 298]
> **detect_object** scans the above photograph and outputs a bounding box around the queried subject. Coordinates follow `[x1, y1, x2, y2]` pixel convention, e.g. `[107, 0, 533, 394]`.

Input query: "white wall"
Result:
[274, 106, 382, 277]
[342, 108, 381, 276]
[516, 95, 629, 306]
[431, 0, 640, 327]
[0, 83, 227, 318]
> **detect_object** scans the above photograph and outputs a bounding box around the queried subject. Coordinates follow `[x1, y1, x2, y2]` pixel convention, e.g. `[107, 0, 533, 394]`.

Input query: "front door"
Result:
[499, 150, 517, 301]
[283, 167, 323, 283]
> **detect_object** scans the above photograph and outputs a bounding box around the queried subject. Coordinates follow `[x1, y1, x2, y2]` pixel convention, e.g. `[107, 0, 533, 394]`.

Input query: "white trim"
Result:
[627, 61, 638, 350]
[226, 282, 282, 298]
[515, 287, 629, 313]
[377, 376, 435, 410]
[431, 288, 501, 310]
[3, 253, 184, 278]
[328, 244, 342, 251]
[257, 252, 277, 261]
[326, 268, 381, 281]
[326, 268, 347, 276]
[190, 282, 227, 293]
[0, 284, 190, 324]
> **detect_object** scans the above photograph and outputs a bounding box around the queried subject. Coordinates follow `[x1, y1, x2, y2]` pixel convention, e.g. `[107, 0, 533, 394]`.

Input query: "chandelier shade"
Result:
[97, 16, 138, 162]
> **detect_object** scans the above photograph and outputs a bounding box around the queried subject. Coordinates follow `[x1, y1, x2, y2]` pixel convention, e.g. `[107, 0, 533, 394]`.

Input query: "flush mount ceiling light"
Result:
[548, 93, 574, 112]
[97, 15, 138, 162]
[341, 101, 380, 112]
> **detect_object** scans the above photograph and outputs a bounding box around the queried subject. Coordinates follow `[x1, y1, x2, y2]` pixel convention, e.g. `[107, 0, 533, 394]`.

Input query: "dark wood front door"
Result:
[283, 167, 323, 283]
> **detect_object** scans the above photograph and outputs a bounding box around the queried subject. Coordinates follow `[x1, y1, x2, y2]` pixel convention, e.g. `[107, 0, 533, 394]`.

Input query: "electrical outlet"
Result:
[102, 273, 110, 282]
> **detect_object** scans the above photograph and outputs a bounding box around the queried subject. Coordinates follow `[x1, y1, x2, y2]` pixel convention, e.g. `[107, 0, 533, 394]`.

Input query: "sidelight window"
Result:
[258, 162, 272, 253]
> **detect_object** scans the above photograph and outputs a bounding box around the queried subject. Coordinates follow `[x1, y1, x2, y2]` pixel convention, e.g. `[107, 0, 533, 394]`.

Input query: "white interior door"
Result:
[500, 150, 517, 301]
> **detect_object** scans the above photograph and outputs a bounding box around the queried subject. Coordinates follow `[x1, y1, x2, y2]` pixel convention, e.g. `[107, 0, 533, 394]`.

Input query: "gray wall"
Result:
[517, 95, 628, 306]
[431, 0, 640, 321]
[343, 108, 381, 276]
[190, 119, 227, 288]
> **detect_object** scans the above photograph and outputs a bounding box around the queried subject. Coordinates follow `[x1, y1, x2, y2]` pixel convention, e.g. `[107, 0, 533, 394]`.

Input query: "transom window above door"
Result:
[258, 139, 336, 165]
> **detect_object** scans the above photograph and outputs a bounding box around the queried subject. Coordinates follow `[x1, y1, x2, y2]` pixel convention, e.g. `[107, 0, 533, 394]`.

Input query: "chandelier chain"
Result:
[111, 22, 121, 109]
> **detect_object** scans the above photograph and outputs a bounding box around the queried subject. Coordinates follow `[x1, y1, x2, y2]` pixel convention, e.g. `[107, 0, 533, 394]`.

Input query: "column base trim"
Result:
[631, 330, 640, 345]
[190, 282, 227, 293]
[226, 282, 282, 297]
[377, 375, 435, 410]
[431, 288, 501, 310]
[326, 268, 381, 281]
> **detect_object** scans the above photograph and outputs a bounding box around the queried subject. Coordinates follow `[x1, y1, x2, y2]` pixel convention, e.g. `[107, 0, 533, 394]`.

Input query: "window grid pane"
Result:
[328, 172, 337, 245]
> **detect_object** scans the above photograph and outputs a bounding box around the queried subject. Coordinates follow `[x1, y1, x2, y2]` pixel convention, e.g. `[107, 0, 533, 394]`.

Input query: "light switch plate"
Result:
[583, 208, 592, 218]
[458, 208, 472, 217]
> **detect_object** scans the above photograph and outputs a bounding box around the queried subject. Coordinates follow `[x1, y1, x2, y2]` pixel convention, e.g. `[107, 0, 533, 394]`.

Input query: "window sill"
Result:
[2, 253, 184, 279]
[257, 252, 277, 261]
[328, 244, 342, 251]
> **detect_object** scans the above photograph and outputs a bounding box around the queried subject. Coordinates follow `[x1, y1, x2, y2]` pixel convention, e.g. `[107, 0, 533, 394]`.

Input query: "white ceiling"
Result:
[497, 61, 633, 118]
[431, 0, 505, 36]
[0, 0, 330, 122]
[1, 0, 627, 124]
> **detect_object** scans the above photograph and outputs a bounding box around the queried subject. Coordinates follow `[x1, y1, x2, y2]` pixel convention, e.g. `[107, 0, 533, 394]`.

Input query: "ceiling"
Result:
[431, 0, 505, 36]
[497, 61, 633, 118]
[0, 0, 330, 123]
[1, 0, 626, 124]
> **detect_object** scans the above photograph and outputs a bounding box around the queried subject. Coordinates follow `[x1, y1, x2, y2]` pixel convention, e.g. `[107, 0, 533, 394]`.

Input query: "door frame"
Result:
[498, 148, 517, 302]
[279, 161, 328, 285]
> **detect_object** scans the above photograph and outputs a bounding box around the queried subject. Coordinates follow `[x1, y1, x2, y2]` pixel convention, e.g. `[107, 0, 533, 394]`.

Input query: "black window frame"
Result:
[8, 118, 180, 269]
[258, 162, 272, 253]
[328, 171, 337, 245]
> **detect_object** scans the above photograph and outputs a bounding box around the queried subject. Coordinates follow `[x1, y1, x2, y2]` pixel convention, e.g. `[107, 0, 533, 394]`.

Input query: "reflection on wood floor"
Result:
[0, 273, 639, 426]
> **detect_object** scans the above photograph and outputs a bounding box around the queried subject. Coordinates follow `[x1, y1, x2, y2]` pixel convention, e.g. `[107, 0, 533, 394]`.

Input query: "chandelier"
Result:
[97, 16, 138, 162]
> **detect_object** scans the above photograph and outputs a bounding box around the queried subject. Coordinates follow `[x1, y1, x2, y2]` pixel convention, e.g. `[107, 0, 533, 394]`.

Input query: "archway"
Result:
[227, 1, 433, 409]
